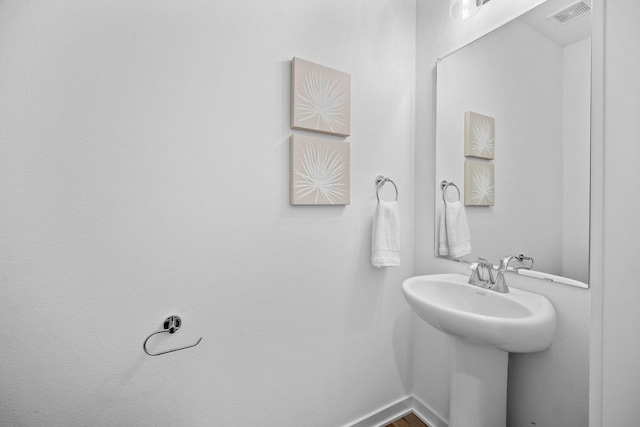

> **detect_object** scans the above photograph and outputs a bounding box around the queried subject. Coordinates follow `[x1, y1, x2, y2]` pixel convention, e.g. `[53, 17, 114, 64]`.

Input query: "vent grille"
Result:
[547, 1, 591, 25]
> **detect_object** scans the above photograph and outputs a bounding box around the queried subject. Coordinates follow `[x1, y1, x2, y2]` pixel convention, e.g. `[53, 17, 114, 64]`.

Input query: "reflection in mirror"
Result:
[435, 0, 591, 286]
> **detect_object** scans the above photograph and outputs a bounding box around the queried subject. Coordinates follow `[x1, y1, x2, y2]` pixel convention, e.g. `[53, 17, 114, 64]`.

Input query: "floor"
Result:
[384, 413, 429, 427]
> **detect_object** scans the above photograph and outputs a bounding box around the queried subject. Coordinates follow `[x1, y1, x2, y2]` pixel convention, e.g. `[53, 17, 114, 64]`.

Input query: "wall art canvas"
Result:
[291, 57, 351, 137]
[464, 160, 494, 206]
[290, 135, 350, 205]
[464, 111, 495, 159]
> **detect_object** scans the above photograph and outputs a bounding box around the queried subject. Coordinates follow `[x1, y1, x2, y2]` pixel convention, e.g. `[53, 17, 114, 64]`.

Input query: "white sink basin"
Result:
[402, 273, 556, 353]
[403, 273, 557, 427]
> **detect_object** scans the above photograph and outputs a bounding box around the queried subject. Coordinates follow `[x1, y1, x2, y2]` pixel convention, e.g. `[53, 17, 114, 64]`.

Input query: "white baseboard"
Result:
[347, 396, 413, 427]
[411, 396, 448, 427]
[347, 396, 448, 427]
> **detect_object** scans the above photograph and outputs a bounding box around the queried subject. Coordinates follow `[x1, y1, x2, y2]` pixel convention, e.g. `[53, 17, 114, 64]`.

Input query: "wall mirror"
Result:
[435, 0, 592, 286]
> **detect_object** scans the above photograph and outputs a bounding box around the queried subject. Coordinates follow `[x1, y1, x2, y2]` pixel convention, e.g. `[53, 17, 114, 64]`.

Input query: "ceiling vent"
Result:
[547, 1, 591, 25]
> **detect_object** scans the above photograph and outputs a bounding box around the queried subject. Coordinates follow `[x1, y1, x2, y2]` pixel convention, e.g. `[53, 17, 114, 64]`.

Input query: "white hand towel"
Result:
[438, 200, 471, 259]
[437, 201, 450, 256]
[371, 200, 400, 267]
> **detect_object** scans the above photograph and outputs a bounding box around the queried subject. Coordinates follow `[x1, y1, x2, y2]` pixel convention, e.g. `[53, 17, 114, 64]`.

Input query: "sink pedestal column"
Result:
[447, 336, 508, 427]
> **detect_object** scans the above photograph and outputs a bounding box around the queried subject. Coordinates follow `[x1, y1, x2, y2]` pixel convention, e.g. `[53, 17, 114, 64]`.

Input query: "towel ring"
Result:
[375, 175, 398, 202]
[440, 180, 461, 203]
[143, 315, 202, 357]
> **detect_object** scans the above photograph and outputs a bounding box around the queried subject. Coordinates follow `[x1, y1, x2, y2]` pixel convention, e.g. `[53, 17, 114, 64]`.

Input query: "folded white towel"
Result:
[438, 200, 471, 259]
[371, 200, 400, 267]
[437, 201, 449, 256]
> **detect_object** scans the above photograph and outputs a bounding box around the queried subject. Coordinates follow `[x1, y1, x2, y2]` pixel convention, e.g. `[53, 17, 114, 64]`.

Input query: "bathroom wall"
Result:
[597, 0, 640, 424]
[0, 1, 416, 426]
[415, 0, 590, 425]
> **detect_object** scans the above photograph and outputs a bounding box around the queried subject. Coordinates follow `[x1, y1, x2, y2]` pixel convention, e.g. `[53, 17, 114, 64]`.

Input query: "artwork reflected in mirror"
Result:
[465, 112, 495, 160]
[464, 160, 494, 206]
[435, 0, 591, 285]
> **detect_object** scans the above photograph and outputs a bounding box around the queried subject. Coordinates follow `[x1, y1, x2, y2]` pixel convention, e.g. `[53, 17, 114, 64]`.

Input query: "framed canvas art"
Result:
[290, 135, 350, 205]
[464, 111, 495, 159]
[291, 57, 351, 137]
[464, 160, 494, 206]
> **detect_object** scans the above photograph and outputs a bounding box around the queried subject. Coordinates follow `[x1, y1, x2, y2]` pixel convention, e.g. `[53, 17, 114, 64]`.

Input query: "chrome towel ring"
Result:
[143, 315, 202, 356]
[375, 175, 398, 202]
[440, 180, 461, 203]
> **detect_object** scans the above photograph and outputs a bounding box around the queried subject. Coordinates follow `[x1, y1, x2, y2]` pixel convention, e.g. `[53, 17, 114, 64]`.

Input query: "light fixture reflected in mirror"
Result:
[450, 0, 489, 20]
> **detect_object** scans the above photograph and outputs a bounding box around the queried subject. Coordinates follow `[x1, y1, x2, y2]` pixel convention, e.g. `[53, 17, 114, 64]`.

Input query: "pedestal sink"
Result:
[402, 274, 556, 427]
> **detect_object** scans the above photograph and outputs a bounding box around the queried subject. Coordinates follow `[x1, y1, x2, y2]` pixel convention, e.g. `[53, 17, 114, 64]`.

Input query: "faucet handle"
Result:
[473, 258, 495, 285]
[515, 254, 534, 270]
[477, 257, 496, 272]
[500, 254, 534, 271]
[468, 259, 485, 286]
[499, 255, 515, 270]
[468, 266, 482, 286]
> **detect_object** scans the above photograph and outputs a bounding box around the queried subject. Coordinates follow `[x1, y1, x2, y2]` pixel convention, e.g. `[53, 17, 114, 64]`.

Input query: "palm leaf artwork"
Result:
[296, 70, 346, 134]
[464, 112, 495, 160]
[291, 136, 350, 205]
[291, 58, 351, 136]
[470, 117, 495, 158]
[470, 165, 494, 205]
[465, 161, 494, 206]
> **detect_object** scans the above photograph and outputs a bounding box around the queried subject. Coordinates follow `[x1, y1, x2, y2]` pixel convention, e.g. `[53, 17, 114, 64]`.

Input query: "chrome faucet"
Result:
[468, 254, 534, 293]
[493, 254, 535, 293]
[468, 258, 495, 289]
